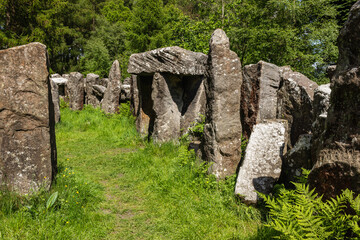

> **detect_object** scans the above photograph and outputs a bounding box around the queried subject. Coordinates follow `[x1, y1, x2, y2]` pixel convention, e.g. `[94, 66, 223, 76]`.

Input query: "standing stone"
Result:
[85, 73, 101, 107]
[311, 84, 331, 165]
[309, 1, 360, 199]
[280, 134, 312, 187]
[0, 43, 57, 194]
[123, 77, 131, 85]
[50, 79, 61, 123]
[102, 60, 121, 114]
[67, 72, 84, 110]
[130, 75, 140, 117]
[151, 73, 183, 142]
[121, 84, 131, 102]
[235, 120, 287, 204]
[277, 67, 318, 147]
[241, 61, 282, 139]
[203, 29, 243, 178]
[92, 85, 106, 99]
[180, 76, 206, 133]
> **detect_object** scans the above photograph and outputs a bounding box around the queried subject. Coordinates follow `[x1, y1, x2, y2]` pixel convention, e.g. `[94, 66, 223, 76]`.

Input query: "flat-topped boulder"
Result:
[128, 46, 208, 76]
[0, 42, 57, 194]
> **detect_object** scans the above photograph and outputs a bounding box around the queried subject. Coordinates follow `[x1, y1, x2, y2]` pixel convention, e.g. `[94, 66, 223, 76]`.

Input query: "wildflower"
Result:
[76, 191, 79, 194]
[44, 176, 47, 179]
[72, 172, 74, 174]
[68, 172, 71, 175]
[66, 221, 69, 224]
[65, 185, 68, 187]
[63, 175, 65, 177]
[76, 202, 78, 204]
[67, 158, 69, 161]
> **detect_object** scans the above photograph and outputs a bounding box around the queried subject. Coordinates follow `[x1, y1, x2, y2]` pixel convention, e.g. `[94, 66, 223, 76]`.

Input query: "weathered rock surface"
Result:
[280, 134, 312, 187]
[128, 46, 208, 76]
[203, 29, 243, 178]
[311, 84, 331, 165]
[67, 72, 84, 110]
[121, 84, 131, 101]
[123, 77, 131, 85]
[309, 1, 360, 199]
[241, 61, 282, 139]
[0, 43, 57, 194]
[277, 67, 318, 147]
[130, 75, 140, 117]
[180, 76, 206, 132]
[102, 60, 121, 114]
[92, 85, 106, 98]
[85, 73, 101, 107]
[235, 120, 287, 204]
[50, 79, 61, 123]
[151, 73, 183, 142]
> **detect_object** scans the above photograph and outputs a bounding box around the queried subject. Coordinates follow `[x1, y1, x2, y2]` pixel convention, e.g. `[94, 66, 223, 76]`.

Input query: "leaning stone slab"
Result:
[235, 120, 287, 204]
[92, 85, 106, 99]
[203, 29, 243, 178]
[151, 73, 183, 142]
[0, 42, 57, 194]
[128, 46, 208, 76]
[102, 60, 121, 114]
[67, 72, 84, 110]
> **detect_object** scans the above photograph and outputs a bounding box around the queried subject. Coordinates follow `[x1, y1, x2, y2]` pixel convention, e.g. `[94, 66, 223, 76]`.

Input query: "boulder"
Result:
[277, 67, 318, 147]
[50, 79, 61, 123]
[67, 72, 84, 110]
[235, 120, 287, 204]
[241, 61, 282, 139]
[151, 73, 183, 142]
[203, 29, 243, 178]
[280, 134, 312, 187]
[309, 1, 360, 199]
[128, 46, 208, 76]
[92, 85, 106, 98]
[102, 60, 122, 114]
[0, 42, 57, 194]
[85, 73, 101, 107]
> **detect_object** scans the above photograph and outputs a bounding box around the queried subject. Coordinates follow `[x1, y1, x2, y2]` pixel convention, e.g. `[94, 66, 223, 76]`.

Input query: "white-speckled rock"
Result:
[127, 46, 208, 76]
[235, 120, 287, 204]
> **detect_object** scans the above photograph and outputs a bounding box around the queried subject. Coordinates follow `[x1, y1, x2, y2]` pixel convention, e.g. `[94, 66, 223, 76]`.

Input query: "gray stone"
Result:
[241, 61, 282, 139]
[123, 77, 131, 85]
[235, 120, 287, 204]
[309, 1, 360, 200]
[100, 78, 109, 88]
[92, 85, 106, 98]
[130, 75, 140, 117]
[326, 65, 337, 80]
[102, 60, 121, 114]
[151, 73, 183, 142]
[203, 29, 243, 178]
[121, 84, 131, 101]
[311, 84, 331, 165]
[180, 76, 206, 133]
[277, 67, 318, 147]
[128, 46, 208, 76]
[280, 134, 312, 187]
[67, 72, 84, 110]
[85, 73, 101, 107]
[0, 42, 57, 194]
[50, 79, 61, 123]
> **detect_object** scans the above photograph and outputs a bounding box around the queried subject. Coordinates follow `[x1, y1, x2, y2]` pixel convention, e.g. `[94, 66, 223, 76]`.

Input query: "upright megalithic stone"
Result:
[67, 72, 85, 110]
[85, 73, 101, 107]
[203, 29, 243, 179]
[0, 42, 57, 194]
[102, 60, 121, 114]
[50, 79, 61, 123]
[308, 1, 360, 200]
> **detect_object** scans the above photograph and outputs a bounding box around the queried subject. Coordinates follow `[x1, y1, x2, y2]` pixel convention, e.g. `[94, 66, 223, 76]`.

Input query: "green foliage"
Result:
[59, 97, 69, 109]
[46, 191, 58, 210]
[260, 177, 360, 239]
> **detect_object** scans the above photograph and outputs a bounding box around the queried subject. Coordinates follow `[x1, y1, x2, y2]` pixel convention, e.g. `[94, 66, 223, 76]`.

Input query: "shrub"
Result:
[260, 172, 360, 239]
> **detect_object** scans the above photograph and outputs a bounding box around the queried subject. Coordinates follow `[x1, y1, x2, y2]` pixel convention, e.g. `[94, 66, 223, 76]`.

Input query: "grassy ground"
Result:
[0, 104, 272, 239]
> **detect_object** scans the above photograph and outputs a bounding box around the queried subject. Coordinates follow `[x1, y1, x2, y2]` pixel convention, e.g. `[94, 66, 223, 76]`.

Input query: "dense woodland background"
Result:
[0, 0, 357, 83]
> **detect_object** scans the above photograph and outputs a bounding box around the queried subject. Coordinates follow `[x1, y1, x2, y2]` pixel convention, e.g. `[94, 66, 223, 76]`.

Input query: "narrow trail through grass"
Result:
[0, 105, 271, 239]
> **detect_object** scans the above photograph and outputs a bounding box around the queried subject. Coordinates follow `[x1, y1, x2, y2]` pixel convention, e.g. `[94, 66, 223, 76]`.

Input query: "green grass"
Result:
[0, 104, 272, 239]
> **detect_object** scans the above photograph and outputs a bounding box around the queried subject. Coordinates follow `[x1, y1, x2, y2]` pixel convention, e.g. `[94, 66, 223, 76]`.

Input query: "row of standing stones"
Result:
[0, 1, 359, 203]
